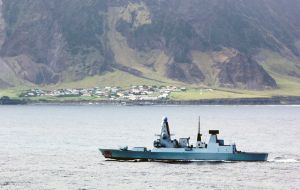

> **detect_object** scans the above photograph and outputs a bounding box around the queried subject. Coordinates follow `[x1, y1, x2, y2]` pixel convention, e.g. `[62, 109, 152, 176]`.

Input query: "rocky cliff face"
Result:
[0, 0, 300, 89]
[216, 50, 277, 89]
[0, 0, 113, 86]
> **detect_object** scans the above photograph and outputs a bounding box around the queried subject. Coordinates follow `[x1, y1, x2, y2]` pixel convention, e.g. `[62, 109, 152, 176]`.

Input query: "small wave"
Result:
[268, 157, 300, 163]
[0, 181, 16, 187]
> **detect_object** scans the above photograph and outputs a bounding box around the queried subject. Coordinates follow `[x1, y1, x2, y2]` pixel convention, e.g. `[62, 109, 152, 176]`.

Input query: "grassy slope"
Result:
[170, 75, 300, 101]
[52, 70, 182, 89]
[169, 89, 262, 100]
[0, 86, 32, 98]
[28, 96, 105, 102]
[2, 50, 300, 101]
[2, 71, 300, 101]
[171, 50, 300, 100]
[255, 50, 300, 97]
[0, 69, 182, 95]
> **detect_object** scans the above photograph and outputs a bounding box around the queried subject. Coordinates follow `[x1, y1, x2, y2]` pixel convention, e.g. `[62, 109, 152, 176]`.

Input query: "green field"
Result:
[1, 75, 300, 102]
[27, 96, 106, 102]
[170, 74, 300, 100]
[43, 70, 183, 90]
[169, 89, 264, 100]
[0, 87, 30, 98]
[2, 74, 300, 102]
[1, 51, 300, 102]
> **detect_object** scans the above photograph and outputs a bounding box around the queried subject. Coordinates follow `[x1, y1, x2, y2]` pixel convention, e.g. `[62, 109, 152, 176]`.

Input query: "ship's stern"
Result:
[99, 149, 113, 159]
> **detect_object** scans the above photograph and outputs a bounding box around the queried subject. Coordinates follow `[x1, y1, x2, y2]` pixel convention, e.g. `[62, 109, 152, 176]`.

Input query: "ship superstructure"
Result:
[99, 117, 268, 161]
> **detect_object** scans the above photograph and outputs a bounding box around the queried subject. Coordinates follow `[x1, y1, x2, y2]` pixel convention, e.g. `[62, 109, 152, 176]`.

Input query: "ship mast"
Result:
[197, 116, 202, 142]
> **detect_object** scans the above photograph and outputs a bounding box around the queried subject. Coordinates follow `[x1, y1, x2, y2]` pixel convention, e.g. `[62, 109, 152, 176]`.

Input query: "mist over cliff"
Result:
[0, 0, 300, 90]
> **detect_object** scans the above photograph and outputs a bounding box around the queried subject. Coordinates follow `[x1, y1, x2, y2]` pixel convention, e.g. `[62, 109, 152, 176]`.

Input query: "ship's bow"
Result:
[233, 152, 268, 161]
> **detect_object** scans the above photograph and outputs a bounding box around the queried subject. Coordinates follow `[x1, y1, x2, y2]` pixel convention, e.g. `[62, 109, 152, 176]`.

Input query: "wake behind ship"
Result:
[99, 117, 268, 161]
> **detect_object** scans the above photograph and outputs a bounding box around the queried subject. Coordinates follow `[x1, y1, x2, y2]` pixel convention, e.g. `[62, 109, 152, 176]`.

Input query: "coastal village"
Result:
[20, 86, 187, 101]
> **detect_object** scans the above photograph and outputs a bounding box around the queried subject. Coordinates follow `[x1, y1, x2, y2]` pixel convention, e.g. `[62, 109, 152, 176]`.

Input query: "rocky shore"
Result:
[25, 96, 300, 105]
[0, 96, 27, 105]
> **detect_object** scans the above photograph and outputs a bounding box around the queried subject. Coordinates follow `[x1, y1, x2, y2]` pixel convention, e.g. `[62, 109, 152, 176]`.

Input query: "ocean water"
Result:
[0, 105, 299, 190]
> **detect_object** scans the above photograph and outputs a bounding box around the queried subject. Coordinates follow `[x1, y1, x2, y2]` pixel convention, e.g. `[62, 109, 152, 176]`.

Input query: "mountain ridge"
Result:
[0, 0, 300, 90]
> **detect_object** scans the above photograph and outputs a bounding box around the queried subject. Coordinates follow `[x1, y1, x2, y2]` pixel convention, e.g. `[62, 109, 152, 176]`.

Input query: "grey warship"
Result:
[99, 117, 268, 161]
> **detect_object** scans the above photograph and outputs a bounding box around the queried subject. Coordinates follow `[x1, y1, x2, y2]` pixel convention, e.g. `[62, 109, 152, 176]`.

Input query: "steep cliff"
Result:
[0, 0, 300, 89]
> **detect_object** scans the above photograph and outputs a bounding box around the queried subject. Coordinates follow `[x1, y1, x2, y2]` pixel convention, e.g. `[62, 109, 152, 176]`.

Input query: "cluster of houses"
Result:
[20, 86, 187, 101]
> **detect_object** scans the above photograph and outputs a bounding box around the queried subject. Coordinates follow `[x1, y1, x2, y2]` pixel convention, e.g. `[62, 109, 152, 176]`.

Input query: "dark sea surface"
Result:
[0, 105, 299, 190]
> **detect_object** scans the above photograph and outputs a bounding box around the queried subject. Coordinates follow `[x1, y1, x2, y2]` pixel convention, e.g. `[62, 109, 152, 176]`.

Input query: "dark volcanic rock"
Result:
[166, 62, 205, 83]
[34, 66, 60, 84]
[0, 79, 12, 88]
[114, 64, 143, 77]
[0, 0, 112, 84]
[0, 0, 299, 89]
[0, 96, 26, 105]
[217, 53, 277, 89]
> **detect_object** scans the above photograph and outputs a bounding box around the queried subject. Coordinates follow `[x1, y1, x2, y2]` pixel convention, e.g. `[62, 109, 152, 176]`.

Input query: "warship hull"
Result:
[99, 149, 268, 161]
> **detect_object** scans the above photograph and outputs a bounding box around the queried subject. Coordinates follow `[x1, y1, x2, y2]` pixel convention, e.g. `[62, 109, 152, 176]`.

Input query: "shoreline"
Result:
[8, 96, 300, 105]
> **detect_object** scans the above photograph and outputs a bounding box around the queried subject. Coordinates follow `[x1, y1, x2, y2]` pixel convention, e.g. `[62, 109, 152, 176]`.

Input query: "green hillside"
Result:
[0, 0, 300, 100]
